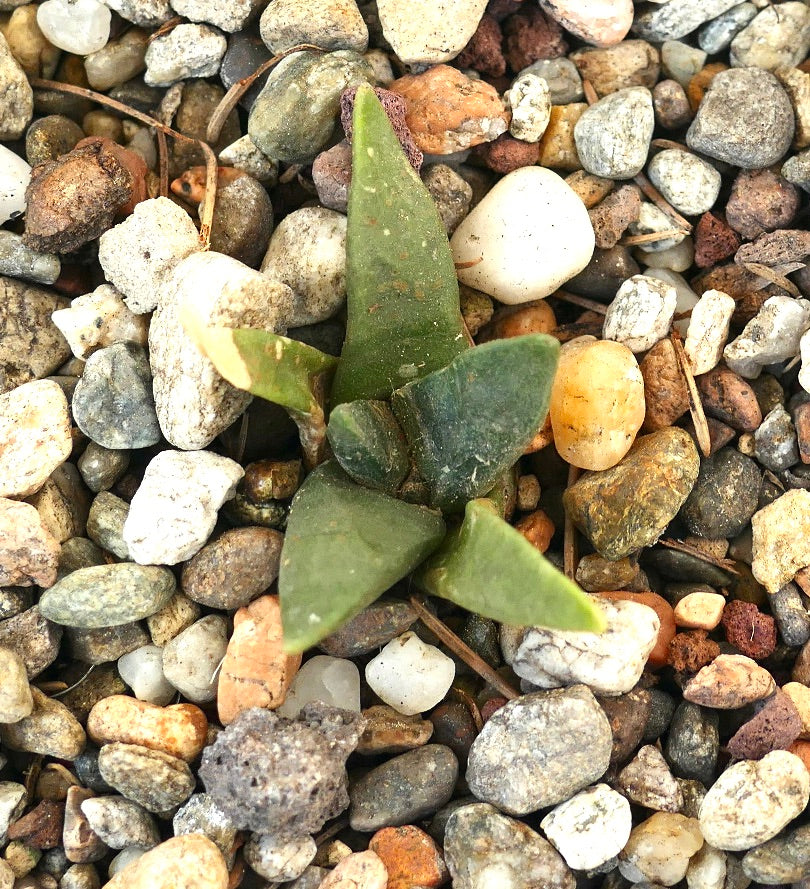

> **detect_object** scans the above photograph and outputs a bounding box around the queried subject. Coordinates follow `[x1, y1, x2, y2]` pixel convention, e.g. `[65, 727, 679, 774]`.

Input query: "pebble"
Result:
[673, 592, 726, 631]
[629, 201, 687, 253]
[741, 821, 810, 884]
[697, 365, 762, 432]
[319, 601, 417, 658]
[0, 646, 33, 723]
[123, 450, 242, 565]
[569, 40, 659, 99]
[0, 145, 30, 225]
[97, 743, 195, 814]
[0, 232, 58, 285]
[603, 274, 676, 353]
[451, 166, 594, 303]
[36, 0, 110, 55]
[365, 632, 455, 716]
[201, 704, 364, 836]
[79, 797, 158, 850]
[68, 623, 149, 669]
[39, 564, 175, 629]
[0, 498, 59, 588]
[563, 427, 700, 561]
[356, 706, 433, 756]
[616, 744, 684, 812]
[87, 696, 207, 762]
[686, 67, 794, 168]
[217, 595, 301, 724]
[143, 23, 226, 87]
[727, 688, 802, 760]
[540, 784, 631, 871]
[278, 655, 360, 719]
[0, 783, 26, 845]
[377, 0, 485, 65]
[771, 584, 810, 648]
[146, 594, 199, 649]
[319, 850, 387, 889]
[0, 34, 32, 142]
[634, 0, 752, 42]
[116, 646, 174, 705]
[520, 58, 583, 105]
[665, 701, 719, 787]
[619, 812, 704, 885]
[368, 825, 447, 889]
[86, 492, 130, 560]
[219, 135, 278, 184]
[730, 2, 810, 70]
[777, 66, 810, 151]
[149, 251, 292, 450]
[161, 615, 228, 704]
[647, 149, 720, 218]
[683, 654, 776, 709]
[755, 404, 799, 472]
[661, 40, 706, 89]
[259, 0, 368, 53]
[589, 183, 641, 250]
[466, 686, 611, 815]
[98, 198, 200, 315]
[422, 164, 474, 235]
[244, 832, 315, 882]
[0, 606, 62, 679]
[574, 87, 654, 179]
[101, 835, 228, 889]
[540, 0, 632, 48]
[724, 295, 810, 379]
[698, 3, 756, 53]
[726, 167, 801, 240]
[504, 73, 551, 144]
[172, 794, 236, 866]
[699, 750, 809, 851]
[445, 803, 573, 889]
[680, 447, 760, 539]
[752, 489, 810, 593]
[0, 687, 85, 760]
[83, 29, 149, 92]
[513, 598, 659, 695]
[683, 289, 734, 375]
[63, 785, 107, 863]
[550, 337, 645, 470]
[169, 0, 262, 32]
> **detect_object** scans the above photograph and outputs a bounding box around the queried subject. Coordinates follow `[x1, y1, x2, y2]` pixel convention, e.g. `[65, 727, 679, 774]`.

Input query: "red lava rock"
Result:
[75, 136, 149, 216]
[696, 366, 763, 433]
[726, 689, 802, 761]
[480, 696, 508, 722]
[487, 0, 525, 22]
[694, 212, 742, 269]
[668, 630, 720, 675]
[340, 86, 422, 172]
[725, 167, 801, 240]
[475, 133, 539, 173]
[457, 14, 506, 77]
[503, 6, 567, 72]
[312, 141, 353, 213]
[795, 402, 810, 465]
[7, 800, 64, 849]
[588, 184, 642, 250]
[640, 338, 690, 432]
[722, 600, 777, 661]
[514, 508, 555, 553]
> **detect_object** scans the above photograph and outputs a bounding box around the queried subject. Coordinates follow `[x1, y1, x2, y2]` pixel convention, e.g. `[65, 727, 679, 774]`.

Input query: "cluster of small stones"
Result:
[6, 0, 810, 887]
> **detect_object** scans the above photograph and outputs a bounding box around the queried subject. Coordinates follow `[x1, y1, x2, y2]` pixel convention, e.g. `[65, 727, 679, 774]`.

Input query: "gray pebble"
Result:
[72, 343, 160, 451]
[57, 538, 106, 581]
[0, 605, 62, 678]
[97, 743, 195, 814]
[172, 794, 237, 865]
[697, 3, 757, 54]
[202, 174, 273, 268]
[80, 796, 159, 850]
[319, 600, 417, 658]
[741, 821, 810, 884]
[25, 115, 84, 167]
[754, 405, 799, 472]
[66, 623, 149, 666]
[243, 833, 316, 882]
[77, 443, 130, 494]
[633, 0, 747, 42]
[664, 701, 719, 787]
[643, 688, 678, 743]
[144, 23, 226, 87]
[422, 164, 473, 235]
[219, 32, 272, 110]
[74, 748, 114, 795]
[518, 58, 583, 105]
[686, 67, 794, 169]
[86, 492, 130, 560]
[161, 614, 227, 703]
[647, 149, 720, 216]
[770, 583, 810, 648]
[783, 149, 810, 193]
[0, 587, 31, 620]
[0, 232, 59, 285]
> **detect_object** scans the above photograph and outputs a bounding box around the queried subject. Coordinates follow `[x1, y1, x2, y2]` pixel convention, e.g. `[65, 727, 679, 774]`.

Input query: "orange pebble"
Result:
[369, 826, 448, 889]
[789, 739, 810, 775]
[489, 301, 557, 339]
[687, 62, 727, 112]
[596, 591, 676, 668]
[515, 509, 555, 553]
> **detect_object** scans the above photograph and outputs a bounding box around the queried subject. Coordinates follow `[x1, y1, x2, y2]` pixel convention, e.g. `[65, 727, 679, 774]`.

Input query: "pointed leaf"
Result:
[415, 499, 607, 632]
[331, 84, 469, 405]
[327, 400, 410, 494]
[392, 334, 560, 511]
[279, 461, 446, 652]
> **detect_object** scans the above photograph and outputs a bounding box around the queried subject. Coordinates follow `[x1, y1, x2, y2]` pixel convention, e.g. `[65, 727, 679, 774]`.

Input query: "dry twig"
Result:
[564, 464, 580, 580]
[670, 330, 712, 457]
[552, 289, 607, 315]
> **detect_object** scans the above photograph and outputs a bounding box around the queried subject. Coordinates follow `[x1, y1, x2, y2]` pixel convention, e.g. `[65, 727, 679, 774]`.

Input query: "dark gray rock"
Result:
[643, 688, 678, 743]
[664, 701, 719, 787]
[77, 442, 130, 493]
[742, 822, 810, 883]
[770, 583, 810, 648]
[319, 600, 417, 658]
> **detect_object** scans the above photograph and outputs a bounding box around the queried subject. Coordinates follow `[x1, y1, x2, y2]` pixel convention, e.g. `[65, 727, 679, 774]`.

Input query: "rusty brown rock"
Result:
[564, 170, 615, 208]
[389, 65, 509, 155]
[683, 654, 776, 709]
[356, 705, 434, 755]
[725, 167, 801, 240]
[475, 134, 539, 173]
[640, 339, 689, 432]
[687, 62, 727, 112]
[0, 498, 60, 588]
[514, 509, 555, 553]
[74, 136, 148, 216]
[727, 689, 802, 761]
[652, 79, 692, 130]
[668, 630, 720, 675]
[694, 212, 742, 269]
[369, 826, 448, 889]
[570, 40, 660, 98]
[696, 366, 762, 432]
[538, 103, 586, 170]
[597, 686, 652, 767]
[588, 184, 641, 249]
[795, 401, 810, 464]
[456, 14, 506, 77]
[503, 6, 567, 72]
[63, 786, 107, 864]
[319, 601, 417, 658]
[216, 594, 301, 725]
[23, 141, 132, 254]
[721, 600, 777, 661]
[7, 800, 63, 850]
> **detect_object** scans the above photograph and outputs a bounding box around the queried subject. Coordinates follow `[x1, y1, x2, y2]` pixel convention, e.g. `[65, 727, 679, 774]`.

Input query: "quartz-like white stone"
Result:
[685, 844, 727, 889]
[365, 632, 455, 716]
[277, 656, 361, 719]
[377, 0, 487, 65]
[603, 274, 677, 353]
[451, 166, 595, 304]
[0, 145, 31, 225]
[630, 201, 687, 253]
[645, 268, 699, 335]
[244, 834, 316, 882]
[513, 598, 660, 696]
[505, 73, 551, 143]
[259, 0, 368, 52]
[173, 0, 265, 32]
[540, 784, 631, 871]
[647, 149, 721, 216]
[117, 645, 175, 705]
[162, 615, 227, 703]
[684, 288, 735, 375]
[639, 236, 694, 273]
[0, 783, 27, 846]
[724, 295, 810, 379]
[123, 450, 243, 565]
[37, 0, 111, 55]
[800, 328, 810, 394]
[730, 2, 810, 71]
[219, 135, 278, 185]
[144, 23, 226, 87]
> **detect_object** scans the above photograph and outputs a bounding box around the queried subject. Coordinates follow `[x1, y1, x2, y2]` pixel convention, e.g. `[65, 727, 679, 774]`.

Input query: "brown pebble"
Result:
[356, 705, 433, 755]
[736, 229, 810, 267]
[597, 591, 675, 669]
[74, 136, 148, 216]
[669, 630, 720, 675]
[788, 738, 810, 774]
[482, 300, 557, 342]
[369, 826, 448, 889]
[575, 554, 638, 592]
[727, 689, 802, 761]
[570, 40, 660, 98]
[514, 509, 554, 553]
[456, 14, 505, 77]
[503, 6, 567, 72]
[794, 402, 810, 465]
[429, 701, 478, 764]
[652, 79, 692, 130]
[721, 600, 777, 661]
[588, 184, 642, 250]
[312, 140, 352, 213]
[62, 786, 107, 864]
[693, 212, 741, 269]
[243, 460, 301, 503]
[320, 601, 417, 658]
[475, 134, 539, 173]
[683, 654, 775, 709]
[7, 800, 63, 850]
[725, 167, 801, 240]
[538, 103, 586, 170]
[682, 415, 736, 455]
[696, 366, 762, 433]
[565, 170, 615, 208]
[597, 686, 652, 768]
[687, 62, 727, 112]
[640, 338, 690, 432]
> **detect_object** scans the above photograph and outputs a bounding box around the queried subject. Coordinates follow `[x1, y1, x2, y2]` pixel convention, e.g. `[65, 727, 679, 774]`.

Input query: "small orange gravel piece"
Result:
[369, 825, 449, 889]
[597, 591, 675, 668]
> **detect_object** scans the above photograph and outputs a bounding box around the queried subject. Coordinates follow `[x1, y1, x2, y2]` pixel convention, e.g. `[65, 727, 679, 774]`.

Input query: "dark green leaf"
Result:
[415, 499, 606, 632]
[279, 461, 446, 652]
[331, 84, 469, 405]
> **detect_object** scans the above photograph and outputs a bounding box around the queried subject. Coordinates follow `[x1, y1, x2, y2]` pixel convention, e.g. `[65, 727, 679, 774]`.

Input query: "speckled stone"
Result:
[0, 606, 62, 679]
[102, 835, 228, 889]
[665, 701, 719, 787]
[97, 743, 195, 814]
[0, 687, 85, 760]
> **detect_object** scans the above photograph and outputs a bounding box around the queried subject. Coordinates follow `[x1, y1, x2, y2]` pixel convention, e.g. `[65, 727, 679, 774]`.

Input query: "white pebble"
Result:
[684, 288, 735, 375]
[162, 615, 227, 703]
[505, 73, 551, 143]
[639, 236, 694, 273]
[724, 295, 810, 379]
[451, 166, 594, 304]
[603, 274, 677, 353]
[277, 655, 361, 719]
[118, 645, 176, 705]
[647, 148, 721, 216]
[123, 450, 243, 565]
[108, 847, 146, 877]
[686, 844, 727, 889]
[173, 0, 265, 32]
[376, 0, 487, 65]
[244, 833, 316, 882]
[0, 145, 31, 225]
[540, 784, 631, 871]
[365, 632, 455, 716]
[513, 598, 660, 696]
[144, 23, 226, 87]
[645, 268, 699, 335]
[37, 0, 111, 55]
[799, 328, 810, 394]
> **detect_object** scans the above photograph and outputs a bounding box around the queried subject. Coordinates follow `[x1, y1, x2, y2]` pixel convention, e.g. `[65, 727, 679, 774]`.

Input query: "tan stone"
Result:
[752, 490, 810, 593]
[640, 338, 690, 432]
[319, 851, 388, 889]
[775, 66, 810, 149]
[102, 835, 228, 889]
[538, 103, 586, 171]
[571, 40, 660, 98]
[619, 812, 703, 885]
[146, 593, 200, 647]
[683, 654, 776, 709]
[783, 682, 810, 739]
[564, 170, 614, 208]
[0, 498, 60, 587]
[674, 592, 726, 630]
[389, 65, 509, 155]
[87, 696, 208, 762]
[216, 594, 301, 725]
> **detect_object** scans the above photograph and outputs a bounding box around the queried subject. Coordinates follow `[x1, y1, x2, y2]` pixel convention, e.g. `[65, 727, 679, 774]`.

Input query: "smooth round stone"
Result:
[742, 822, 810, 884]
[549, 337, 645, 472]
[36, 0, 111, 55]
[171, 0, 263, 32]
[84, 29, 148, 91]
[699, 750, 810, 851]
[365, 633, 455, 717]
[86, 491, 130, 560]
[730, 2, 810, 70]
[219, 135, 278, 182]
[78, 442, 130, 494]
[260, 0, 368, 53]
[661, 40, 706, 89]
[539, 0, 632, 47]
[98, 742, 195, 813]
[451, 166, 594, 304]
[519, 58, 583, 105]
[319, 601, 417, 658]
[39, 564, 176, 629]
[277, 656, 361, 719]
[566, 245, 639, 301]
[103, 835, 228, 889]
[80, 796, 159, 850]
[376, 0, 487, 65]
[686, 68, 794, 169]
[619, 812, 703, 885]
[0, 145, 31, 225]
[117, 646, 175, 705]
[162, 615, 227, 704]
[67, 622, 149, 665]
[219, 33, 272, 110]
[665, 701, 718, 788]
[0, 687, 86, 760]
[0, 231, 59, 284]
[574, 87, 654, 179]
[0, 646, 33, 723]
[647, 149, 721, 217]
